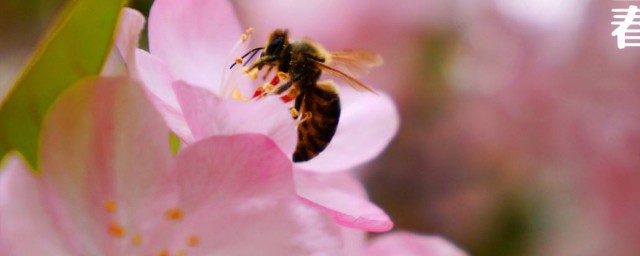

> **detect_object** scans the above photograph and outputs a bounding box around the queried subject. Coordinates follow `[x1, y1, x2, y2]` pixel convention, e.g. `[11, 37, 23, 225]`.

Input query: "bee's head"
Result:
[263, 29, 289, 58]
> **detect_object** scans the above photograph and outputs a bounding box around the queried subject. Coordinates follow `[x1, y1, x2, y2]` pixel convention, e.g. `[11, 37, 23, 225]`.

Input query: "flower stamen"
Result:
[221, 27, 256, 96]
[188, 235, 200, 247]
[165, 208, 184, 221]
[108, 222, 126, 238]
[104, 199, 117, 213]
[232, 88, 249, 102]
[245, 68, 259, 80]
[132, 233, 143, 246]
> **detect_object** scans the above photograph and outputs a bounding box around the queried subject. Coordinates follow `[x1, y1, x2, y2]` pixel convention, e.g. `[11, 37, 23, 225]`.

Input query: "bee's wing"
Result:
[327, 50, 383, 78]
[314, 61, 377, 94]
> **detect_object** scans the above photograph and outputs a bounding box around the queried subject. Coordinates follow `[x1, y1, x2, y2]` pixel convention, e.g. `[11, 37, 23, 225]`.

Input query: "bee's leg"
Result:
[279, 85, 299, 103]
[296, 111, 312, 125]
[274, 72, 301, 94]
[246, 55, 278, 73]
[275, 80, 293, 94]
[290, 95, 303, 119]
[262, 65, 274, 80]
[244, 58, 271, 79]
[252, 74, 282, 99]
[244, 67, 260, 80]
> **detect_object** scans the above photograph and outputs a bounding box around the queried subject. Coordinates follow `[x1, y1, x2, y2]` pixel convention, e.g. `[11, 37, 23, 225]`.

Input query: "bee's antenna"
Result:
[229, 47, 264, 69]
[243, 47, 263, 67]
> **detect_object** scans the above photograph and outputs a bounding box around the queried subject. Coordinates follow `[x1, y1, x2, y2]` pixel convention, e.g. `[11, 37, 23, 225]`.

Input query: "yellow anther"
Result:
[248, 68, 259, 80]
[104, 200, 117, 213]
[108, 222, 126, 238]
[277, 71, 289, 81]
[132, 233, 143, 246]
[156, 249, 169, 256]
[176, 251, 186, 256]
[165, 208, 184, 221]
[242, 67, 251, 73]
[188, 235, 200, 247]
[290, 108, 300, 118]
[240, 34, 248, 42]
[235, 57, 243, 65]
[232, 88, 249, 102]
[246, 27, 254, 36]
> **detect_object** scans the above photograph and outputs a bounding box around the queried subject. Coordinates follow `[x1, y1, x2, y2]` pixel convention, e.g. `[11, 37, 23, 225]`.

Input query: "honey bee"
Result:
[233, 29, 382, 162]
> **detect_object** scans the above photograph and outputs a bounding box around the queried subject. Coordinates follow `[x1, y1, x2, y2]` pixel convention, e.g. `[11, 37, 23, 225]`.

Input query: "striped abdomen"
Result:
[292, 83, 341, 162]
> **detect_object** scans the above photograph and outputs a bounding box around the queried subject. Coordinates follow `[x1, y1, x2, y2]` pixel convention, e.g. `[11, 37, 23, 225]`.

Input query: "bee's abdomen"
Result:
[293, 84, 341, 162]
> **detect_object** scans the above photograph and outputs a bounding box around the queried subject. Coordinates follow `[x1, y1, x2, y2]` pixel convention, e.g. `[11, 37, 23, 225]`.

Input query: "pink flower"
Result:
[339, 228, 468, 256]
[0, 76, 466, 255]
[113, 0, 398, 232]
[415, 0, 640, 254]
[0, 77, 342, 255]
[366, 232, 467, 256]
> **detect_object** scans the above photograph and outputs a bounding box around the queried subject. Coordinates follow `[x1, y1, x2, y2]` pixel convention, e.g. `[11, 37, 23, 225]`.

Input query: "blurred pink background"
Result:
[4, 0, 640, 255]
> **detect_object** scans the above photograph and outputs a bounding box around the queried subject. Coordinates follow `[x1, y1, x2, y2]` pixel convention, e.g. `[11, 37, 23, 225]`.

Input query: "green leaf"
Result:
[0, 0, 127, 169]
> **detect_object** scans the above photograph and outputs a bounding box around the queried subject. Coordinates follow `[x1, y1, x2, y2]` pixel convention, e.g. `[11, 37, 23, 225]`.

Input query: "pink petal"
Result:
[297, 89, 400, 172]
[101, 8, 145, 76]
[134, 49, 193, 141]
[0, 154, 71, 255]
[366, 232, 468, 256]
[116, 8, 145, 66]
[341, 226, 367, 256]
[174, 81, 296, 152]
[165, 134, 341, 254]
[175, 198, 343, 255]
[148, 0, 244, 92]
[172, 134, 294, 210]
[40, 77, 173, 254]
[101, 46, 127, 76]
[134, 50, 177, 107]
[296, 171, 393, 232]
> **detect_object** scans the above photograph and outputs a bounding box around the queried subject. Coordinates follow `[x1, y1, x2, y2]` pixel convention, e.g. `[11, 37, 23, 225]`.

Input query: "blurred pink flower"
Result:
[113, 0, 398, 232]
[0, 77, 343, 255]
[366, 232, 467, 256]
[341, 228, 468, 256]
[422, 0, 640, 254]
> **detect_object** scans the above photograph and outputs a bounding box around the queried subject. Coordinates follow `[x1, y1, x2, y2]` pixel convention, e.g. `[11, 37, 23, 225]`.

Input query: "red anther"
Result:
[280, 94, 294, 103]
[252, 87, 265, 98]
[269, 75, 280, 85]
